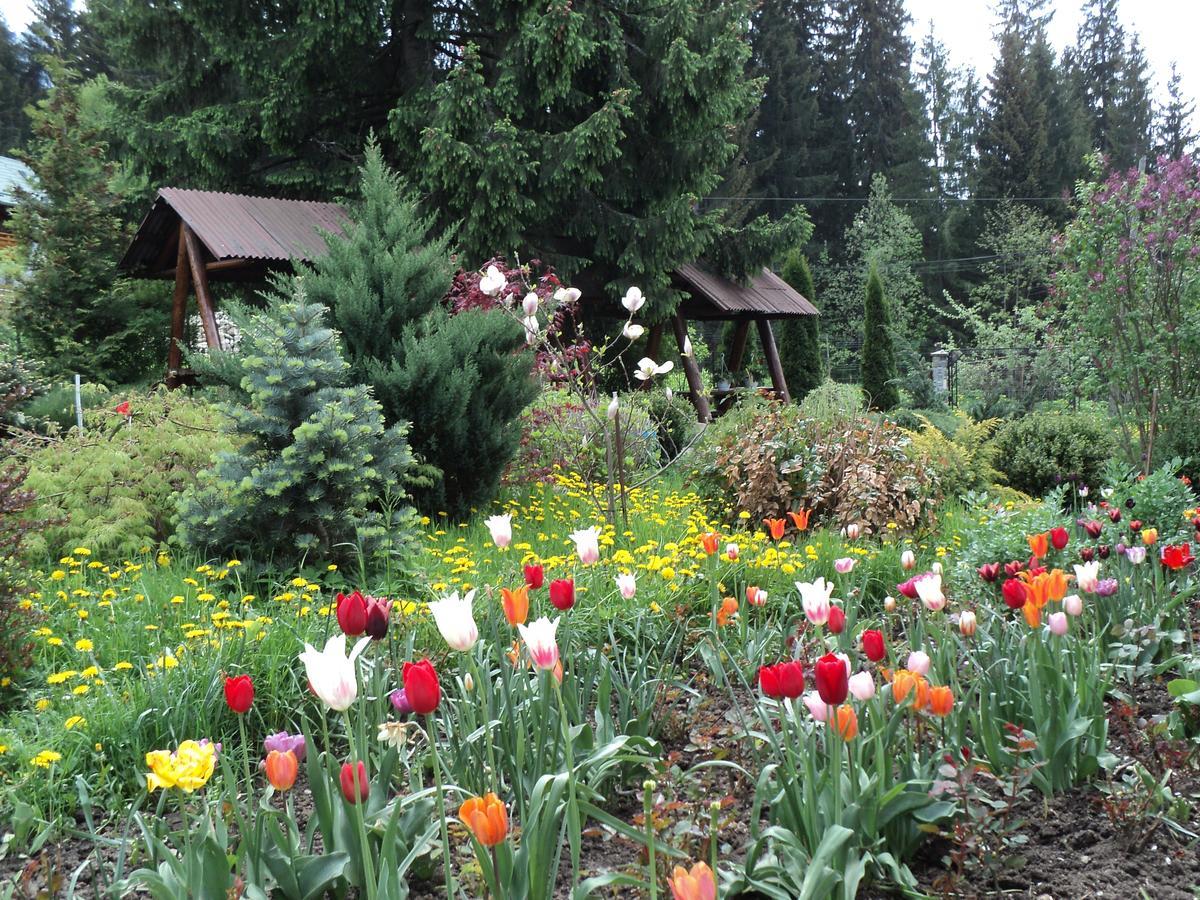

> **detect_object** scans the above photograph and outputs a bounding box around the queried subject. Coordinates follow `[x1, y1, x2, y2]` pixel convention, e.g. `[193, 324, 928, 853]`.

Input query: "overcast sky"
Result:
[2, 0, 1196, 106]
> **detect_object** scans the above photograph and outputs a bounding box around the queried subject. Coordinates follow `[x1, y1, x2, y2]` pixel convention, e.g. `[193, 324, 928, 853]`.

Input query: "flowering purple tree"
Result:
[1054, 154, 1200, 470]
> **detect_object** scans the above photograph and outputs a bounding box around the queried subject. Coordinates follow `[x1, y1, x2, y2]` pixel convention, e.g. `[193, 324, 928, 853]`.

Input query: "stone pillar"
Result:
[932, 349, 951, 398]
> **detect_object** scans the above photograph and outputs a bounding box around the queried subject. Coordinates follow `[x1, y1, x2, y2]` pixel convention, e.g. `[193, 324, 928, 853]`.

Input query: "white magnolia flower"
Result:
[681, 335, 692, 357]
[634, 357, 674, 381]
[428, 590, 479, 652]
[479, 265, 506, 297]
[623, 322, 645, 341]
[299, 634, 371, 712]
[554, 286, 581, 305]
[522, 292, 540, 317]
[607, 393, 620, 420]
[522, 315, 540, 345]
[621, 286, 645, 313]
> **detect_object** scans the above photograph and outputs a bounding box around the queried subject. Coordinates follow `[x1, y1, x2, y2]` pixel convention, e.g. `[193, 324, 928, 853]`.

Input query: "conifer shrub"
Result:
[990, 410, 1116, 497]
[774, 249, 824, 401]
[0, 379, 40, 693]
[860, 265, 900, 411]
[22, 391, 235, 558]
[301, 142, 536, 517]
[177, 285, 418, 561]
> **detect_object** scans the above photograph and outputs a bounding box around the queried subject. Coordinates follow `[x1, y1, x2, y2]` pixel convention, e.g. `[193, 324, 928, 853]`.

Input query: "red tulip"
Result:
[402, 659, 440, 715]
[340, 760, 369, 804]
[861, 629, 886, 662]
[1161, 543, 1195, 571]
[759, 661, 804, 699]
[1130, 519, 1143, 532]
[114, 400, 131, 416]
[827, 605, 846, 634]
[977, 562, 1001, 583]
[224, 674, 254, 714]
[1001, 578, 1027, 610]
[335, 590, 368, 636]
[549, 578, 575, 611]
[1079, 546, 1095, 562]
[1004, 560, 1025, 577]
[1108, 508, 1121, 523]
[524, 564, 544, 589]
[364, 597, 391, 640]
[1083, 520, 1103, 539]
[1097, 544, 1111, 559]
[896, 576, 919, 600]
[1049, 527, 1069, 551]
[813, 653, 848, 705]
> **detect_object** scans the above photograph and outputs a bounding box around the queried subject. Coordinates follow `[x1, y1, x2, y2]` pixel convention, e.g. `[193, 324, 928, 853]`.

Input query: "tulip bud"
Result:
[958, 610, 977, 637]
[725, 542, 739, 561]
[883, 595, 897, 612]
[827, 604, 846, 634]
[845, 523, 861, 540]
[463, 672, 475, 692]
[1048, 611, 1069, 635]
[340, 760, 369, 804]
[664, 387, 673, 401]
[932, 561, 943, 575]
[906, 650, 931, 676]
[900, 550, 916, 570]
[1064, 594, 1083, 616]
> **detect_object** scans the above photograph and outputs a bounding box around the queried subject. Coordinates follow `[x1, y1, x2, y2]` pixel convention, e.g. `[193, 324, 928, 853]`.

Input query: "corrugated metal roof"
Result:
[0, 155, 33, 208]
[119, 188, 350, 273]
[675, 262, 818, 318]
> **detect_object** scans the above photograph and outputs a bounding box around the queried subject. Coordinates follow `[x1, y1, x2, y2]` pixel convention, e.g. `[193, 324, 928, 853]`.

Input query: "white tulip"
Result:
[518, 616, 560, 670]
[796, 577, 834, 626]
[570, 526, 602, 564]
[622, 286, 645, 313]
[616, 572, 636, 600]
[428, 590, 479, 652]
[914, 572, 946, 612]
[485, 514, 513, 549]
[299, 634, 371, 712]
[848, 671, 876, 701]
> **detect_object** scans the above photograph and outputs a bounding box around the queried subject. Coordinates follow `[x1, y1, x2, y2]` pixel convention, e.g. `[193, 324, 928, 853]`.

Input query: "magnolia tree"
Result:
[1054, 155, 1200, 471]
[453, 258, 679, 527]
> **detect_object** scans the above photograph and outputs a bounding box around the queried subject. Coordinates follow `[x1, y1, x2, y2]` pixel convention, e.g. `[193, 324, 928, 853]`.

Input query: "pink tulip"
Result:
[1064, 594, 1084, 616]
[834, 557, 856, 574]
[848, 671, 875, 701]
[803, 691, 828, 722]
[906, 650, 931, 676]
[1048, 611, 1069, 635]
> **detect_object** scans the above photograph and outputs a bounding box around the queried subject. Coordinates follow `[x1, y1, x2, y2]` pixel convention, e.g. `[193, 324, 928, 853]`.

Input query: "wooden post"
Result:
[639, 323, 666, 391]
[672, 311, 711, 422]
[727, 319, 751, 373]
[756, 317, 791, 404]
[166, 226, 191, 388]
[182, 224, 223, 351]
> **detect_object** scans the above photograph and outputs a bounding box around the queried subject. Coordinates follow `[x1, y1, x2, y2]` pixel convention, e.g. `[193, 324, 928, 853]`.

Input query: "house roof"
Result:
[674, 262, 818, 319]
[119, 188, 350, 274]
[0, 155, 33, 208]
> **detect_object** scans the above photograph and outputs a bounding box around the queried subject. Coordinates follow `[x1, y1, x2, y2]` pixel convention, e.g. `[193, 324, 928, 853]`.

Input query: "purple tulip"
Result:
[1095, 578, 1119, 597]
[263, 731, 307, 761]
[389, 688, 414, 715]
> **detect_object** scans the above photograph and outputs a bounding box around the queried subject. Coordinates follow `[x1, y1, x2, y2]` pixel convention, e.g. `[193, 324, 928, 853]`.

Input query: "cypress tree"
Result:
[775, 249, 824, 400]
[860, 265, 900, 411]
[300, 141, 538, 517]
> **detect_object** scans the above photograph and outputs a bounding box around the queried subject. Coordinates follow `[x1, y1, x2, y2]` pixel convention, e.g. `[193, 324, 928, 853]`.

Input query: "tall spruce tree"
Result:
[1157, 62, 1195, 160]
[1074, 0, 1126, 154]
[776, 248, 824, 400]
[413, 1, 807, 314]
[299, 142, 538, 517]
[860, 265, 900, 411]
[0, 18, 35, 152]
[1112, 36, 1153, 169]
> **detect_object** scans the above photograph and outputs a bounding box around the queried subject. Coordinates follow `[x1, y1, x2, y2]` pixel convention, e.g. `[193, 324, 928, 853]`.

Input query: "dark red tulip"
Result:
[339, 760, 369, 804]
[827, 605, 846, 634]
[1083, 520, 1103, 539]
[1079, 546, 1095, 562]
[1108, 508, 1122, 523]
[1049, 527, 1069, 551]
[524, 564, 544, 590]
[364, 597, 391, 640]
[549, 578, 575, 611]
[1130, 519, 1143, 532]
[977, 563, 1001, 583]
[402, 659, 440, 715]
[1001, 578, 1027, 610]
[1098, 544, 1111, 559]
[813, 653, 849, 705]
[1004, 560, 1025, 577]
[759, 661, 804, 699]
[861, 629, 886, 662]
[224, 674, 254, 714]
[335, 590, 368, 637]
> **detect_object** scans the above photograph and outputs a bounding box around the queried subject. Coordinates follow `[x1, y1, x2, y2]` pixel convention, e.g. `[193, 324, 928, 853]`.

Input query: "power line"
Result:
[703, 195, 1067, 203]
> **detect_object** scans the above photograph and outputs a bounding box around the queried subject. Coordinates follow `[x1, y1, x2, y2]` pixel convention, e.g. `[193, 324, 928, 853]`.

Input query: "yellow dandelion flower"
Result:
[64, 716, 86, 730]
[74, 639, 93, 652]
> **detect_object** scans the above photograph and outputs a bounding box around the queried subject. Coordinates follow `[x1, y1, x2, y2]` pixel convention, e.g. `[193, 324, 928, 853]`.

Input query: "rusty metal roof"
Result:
[119, 188, 350, 274]
[675, 263, 818, 318]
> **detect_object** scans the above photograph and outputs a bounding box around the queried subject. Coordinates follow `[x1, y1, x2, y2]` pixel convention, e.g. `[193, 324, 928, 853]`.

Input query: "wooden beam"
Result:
[149, 257, 264, 279]
[672, 311, 711, 422]
[756, 317, 791, 404]
[727, 320, 751, 373]
[166, 225, 191, 389]
[182, 224, 223, 351]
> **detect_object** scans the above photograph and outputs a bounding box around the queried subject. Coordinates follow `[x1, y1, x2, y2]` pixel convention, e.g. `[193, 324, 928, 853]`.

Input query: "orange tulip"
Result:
[1027, 532, 1049, 559]
[667, 861, 717, 900]
[788, 508, 811, 531]
[1044, 568, 1068, 602]
[892, 670, 929, 710]
[264, 750, 298, 791]
[715, 596, 738, 626]
[834, 704, 858, 740]
[459, 792, 508, 846]
[1022, 601, 1042, 629]
[764, 517, 786, 540]
[501, 585, 529, 626]
[928, 685, 954, 717]
[700, 532, 719, 555]
[1141, 528, 1158, 546]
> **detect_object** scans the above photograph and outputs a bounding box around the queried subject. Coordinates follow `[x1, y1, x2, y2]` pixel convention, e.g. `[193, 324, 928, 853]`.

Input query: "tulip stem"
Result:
[643, 780, 657, 900]
[427, 712, 456, 899]
[343, 711, 378, 900]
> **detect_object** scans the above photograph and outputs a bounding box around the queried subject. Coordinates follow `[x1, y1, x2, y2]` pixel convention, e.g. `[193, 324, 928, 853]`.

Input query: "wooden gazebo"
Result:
[647, 263, 819, 421]
[118, 188, 349, 386]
